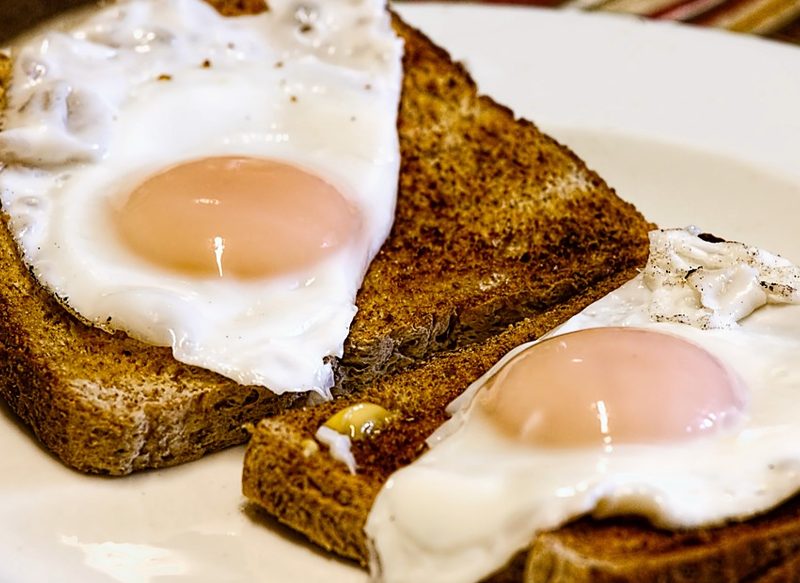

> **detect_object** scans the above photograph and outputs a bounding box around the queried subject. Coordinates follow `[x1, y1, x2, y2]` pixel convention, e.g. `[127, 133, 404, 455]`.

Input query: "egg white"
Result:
[366, 230, 800, 583]
[0, 0, 404, 394]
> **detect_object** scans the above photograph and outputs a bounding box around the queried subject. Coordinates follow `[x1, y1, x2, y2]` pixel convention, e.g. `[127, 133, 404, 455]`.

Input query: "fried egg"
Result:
[365, 228, 800, 583]
[0, 0, 403, 395]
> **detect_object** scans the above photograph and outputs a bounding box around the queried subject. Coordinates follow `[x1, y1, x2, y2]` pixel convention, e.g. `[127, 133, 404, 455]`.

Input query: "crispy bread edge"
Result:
[241, 269, 643, 566]
[0, 204, 304, 475]
[241, 13, 800, 583]
[0, 3, 651, 475]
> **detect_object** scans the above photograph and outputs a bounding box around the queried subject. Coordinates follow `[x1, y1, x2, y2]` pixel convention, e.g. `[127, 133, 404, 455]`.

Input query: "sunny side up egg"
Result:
[366, 228, 800, 583]
[0, 0, 403, 395]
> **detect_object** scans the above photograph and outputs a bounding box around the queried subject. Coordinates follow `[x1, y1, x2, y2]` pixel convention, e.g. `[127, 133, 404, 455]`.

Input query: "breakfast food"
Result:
[0, 0, 404, 395]
[244, 229, 800, 582]
[0, 0, 651, 475]
[367, 228, 800, 583]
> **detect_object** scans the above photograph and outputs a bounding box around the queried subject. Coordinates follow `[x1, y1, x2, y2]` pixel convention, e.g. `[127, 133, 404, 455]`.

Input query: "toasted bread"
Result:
[241, 12, 800, 583]
[242, 282, 643, 565]
[241, 8, 663, 579]
[0, 1, 649, 476]
[526, 500, 800, 582]
[247, 343, 800, 583]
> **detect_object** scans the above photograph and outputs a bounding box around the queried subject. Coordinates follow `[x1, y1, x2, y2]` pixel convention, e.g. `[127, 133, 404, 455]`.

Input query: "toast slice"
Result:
[0, 2, 650, 476]
[241, 281, 643, 566]
[241, 14, 800, 583]
[245, 350, 800, 583]
[525, 499, 800, 582]
[241, 8, 661, 576]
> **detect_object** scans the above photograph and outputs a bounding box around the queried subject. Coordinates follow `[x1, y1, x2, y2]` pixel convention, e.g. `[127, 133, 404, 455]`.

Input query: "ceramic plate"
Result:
[1, 4, 799, 582]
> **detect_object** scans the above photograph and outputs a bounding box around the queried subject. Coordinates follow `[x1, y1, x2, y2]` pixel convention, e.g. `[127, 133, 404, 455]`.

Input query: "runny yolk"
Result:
[477, 327, 746, 448]
[111, 156, 362, 279]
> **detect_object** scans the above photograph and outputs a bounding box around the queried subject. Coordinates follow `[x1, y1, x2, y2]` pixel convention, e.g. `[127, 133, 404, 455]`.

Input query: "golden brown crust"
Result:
[203, 0, 267, 17]
[241, 13, 800, 583]
[242, 277, 644, 565]
[336, 14, 651, 387]
[0, 53, 9, 119]
[0, 0, 306, 474]
[241, 12, 655, 577]
[0, 2, 650, 475]
[526, 497, 800, 582]
[0, 211, 305, 474]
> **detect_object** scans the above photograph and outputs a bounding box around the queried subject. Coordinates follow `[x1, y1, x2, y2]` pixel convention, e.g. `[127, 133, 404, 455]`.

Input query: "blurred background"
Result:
[1, 0, 799, 44]
[420, 0, 800, 43]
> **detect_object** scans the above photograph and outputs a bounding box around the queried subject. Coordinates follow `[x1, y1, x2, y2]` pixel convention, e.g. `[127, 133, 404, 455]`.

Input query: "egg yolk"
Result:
[478, 328, 746, 448]
[111, 156, 361, 279]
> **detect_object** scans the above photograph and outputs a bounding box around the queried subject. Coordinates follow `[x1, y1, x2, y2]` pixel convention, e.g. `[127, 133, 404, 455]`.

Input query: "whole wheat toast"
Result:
[241, 12, 800, 583]
[0, 1, 650, 475]
[244, 355, 800, 583]
[242, 281, 642, 566]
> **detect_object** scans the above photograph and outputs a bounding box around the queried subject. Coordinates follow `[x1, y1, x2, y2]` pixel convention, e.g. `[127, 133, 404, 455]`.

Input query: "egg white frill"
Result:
[365, 228, 800, 583]
[643, 227, 800, 329]
[0, 0, 404, 395]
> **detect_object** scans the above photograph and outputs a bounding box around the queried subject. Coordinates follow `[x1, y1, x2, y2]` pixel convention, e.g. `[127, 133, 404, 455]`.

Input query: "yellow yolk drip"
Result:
[324, 403, 395, 440]
[112, 156, 361, 279]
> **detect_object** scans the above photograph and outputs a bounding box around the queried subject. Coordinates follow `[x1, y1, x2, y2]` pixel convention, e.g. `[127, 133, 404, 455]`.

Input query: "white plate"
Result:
[1, 4, 799, 583]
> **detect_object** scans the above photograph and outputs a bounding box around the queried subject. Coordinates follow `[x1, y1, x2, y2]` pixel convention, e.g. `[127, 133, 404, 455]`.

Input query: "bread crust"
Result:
[0, 3, 650, 475]
[240, 12, 674, 583]
[241, 12, 800, 583]
[0, 209, 306, 473]
[526, 497, 800, 582]
[337, 14, 651, 389]
[242, 279, 645, 565]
